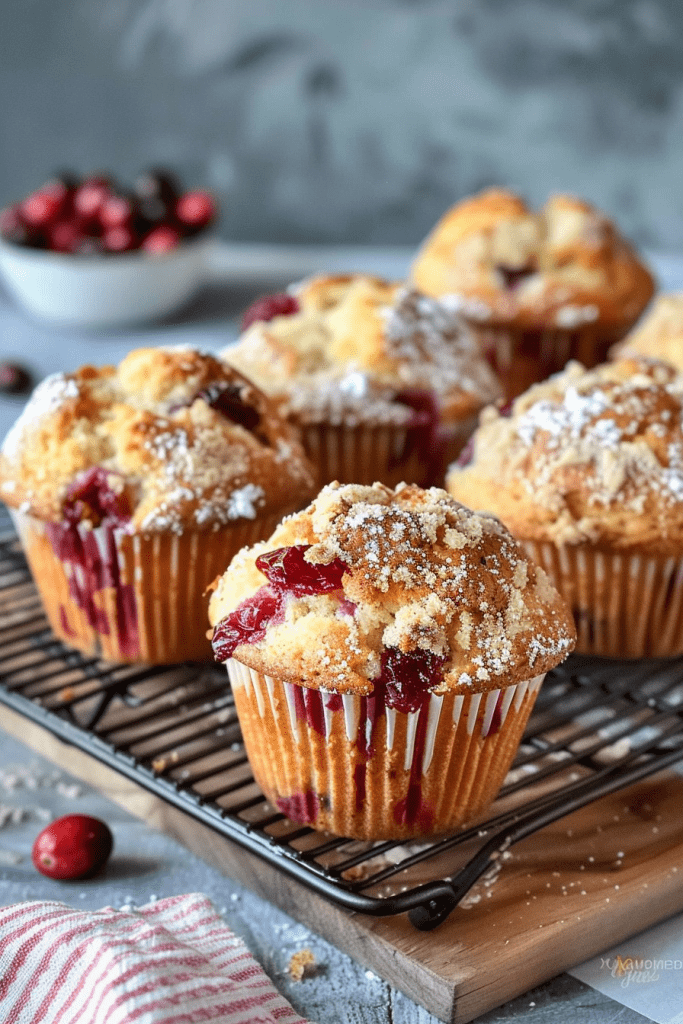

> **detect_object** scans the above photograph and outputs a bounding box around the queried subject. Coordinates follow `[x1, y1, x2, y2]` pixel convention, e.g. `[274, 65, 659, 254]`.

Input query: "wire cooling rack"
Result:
[2, 507, 683, 930]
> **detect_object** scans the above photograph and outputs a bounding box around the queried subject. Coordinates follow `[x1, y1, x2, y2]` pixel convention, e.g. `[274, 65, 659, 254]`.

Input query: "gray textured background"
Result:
[2, 0, 683, 250]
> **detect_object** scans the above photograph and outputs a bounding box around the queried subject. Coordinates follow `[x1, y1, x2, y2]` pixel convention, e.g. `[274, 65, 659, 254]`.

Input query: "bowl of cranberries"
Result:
[0, 169, 218, 329]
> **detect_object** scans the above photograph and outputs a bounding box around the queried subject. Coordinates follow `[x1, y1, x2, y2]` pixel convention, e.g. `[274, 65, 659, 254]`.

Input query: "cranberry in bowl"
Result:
[0, 170, 218, 329]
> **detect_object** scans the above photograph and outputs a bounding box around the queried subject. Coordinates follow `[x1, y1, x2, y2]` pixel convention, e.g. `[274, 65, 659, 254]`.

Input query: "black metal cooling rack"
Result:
[3, 507, 683, 930]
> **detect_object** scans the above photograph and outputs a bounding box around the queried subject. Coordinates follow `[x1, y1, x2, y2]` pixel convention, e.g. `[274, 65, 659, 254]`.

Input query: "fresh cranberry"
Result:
[19, 189, 64, 229]
[99, 193, 137, 230]
[142, 225, 181, 253]
[32, 814, 113, 880]
[102, 225, 138, 253]
[175, 190, 216, 233]
[256, 545, 347, 597]
[498, 399, 514, 417]
[212, 586, 283, 661]
[378, 647, 447, 714]
[73, 177, 112, 221]
[0, 361, 33, 395]
[0, 206, 33, 245]
[47, 220, 84, 253]
[196, 382, 262, 433]
[241, 293, 300, 331]
[63, 468, 131, 528]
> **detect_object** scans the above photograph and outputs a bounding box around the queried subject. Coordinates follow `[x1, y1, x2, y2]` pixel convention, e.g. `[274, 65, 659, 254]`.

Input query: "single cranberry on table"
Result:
[32, 814, 113, 880]
[241, 293, 300, 331]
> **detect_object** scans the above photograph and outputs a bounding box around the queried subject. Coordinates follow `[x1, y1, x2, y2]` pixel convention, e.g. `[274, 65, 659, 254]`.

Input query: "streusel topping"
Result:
[0, 346, 315, 533]
[411, 189, 655, 331]
[611, 293, 683, 373]
[447, 358, 683, 552]
[222, 274, 501, 426]
[208, 482, 575, 694]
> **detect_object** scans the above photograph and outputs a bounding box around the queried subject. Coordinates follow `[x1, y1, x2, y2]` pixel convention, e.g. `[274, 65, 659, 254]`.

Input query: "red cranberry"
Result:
[73, 177, 112, 221]
[142, 225, 181, 253]
[32, 814, 113, 880]
[19, 189, 64, 229]
[378, 647, 447, 714]
[175, 190, 216, 233]
[99, 193, 137, 230]
[241, 293, 300, 331]
[0, 361, 33, 395]
[256, 544, 347, 597]
[102, 225, 138, 253]
[63, 468, 131, 528]
[0, 206, 33, 245]
[212, 586, 284, 661]
[196, 382, 262, 433]
[454, 436, 474, 468]
[47, 220, 84, 253]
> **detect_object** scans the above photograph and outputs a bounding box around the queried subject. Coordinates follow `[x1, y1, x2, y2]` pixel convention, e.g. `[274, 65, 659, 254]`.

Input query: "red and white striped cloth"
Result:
[0, 892, 311, 1024]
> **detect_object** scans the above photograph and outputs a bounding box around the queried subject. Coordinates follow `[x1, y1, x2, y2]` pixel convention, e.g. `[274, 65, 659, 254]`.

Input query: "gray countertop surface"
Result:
[0, 243, 679, 1024]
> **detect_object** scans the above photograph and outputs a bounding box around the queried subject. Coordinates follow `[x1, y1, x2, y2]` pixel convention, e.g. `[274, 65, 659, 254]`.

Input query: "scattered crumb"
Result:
[288, 948, 316, 981]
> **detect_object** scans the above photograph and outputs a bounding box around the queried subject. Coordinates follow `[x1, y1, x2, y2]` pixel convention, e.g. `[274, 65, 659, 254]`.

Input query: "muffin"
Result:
[411, 189, 655, 400]
[610, 293, 683, 372]
[0, 346, 315, 664]
[208, 481, 575, 841]
[446, 357, 683, 658]
[221, 273, 501, 489]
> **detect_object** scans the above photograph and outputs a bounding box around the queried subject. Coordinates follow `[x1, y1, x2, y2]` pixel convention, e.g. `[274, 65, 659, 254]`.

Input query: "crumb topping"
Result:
[613, 292, 683, 373]
[447, 357, 683, 551]
[221, 274, 500, 426]
[208, 481, 575, 694]
[411, 189, 655, 332]
[0, 347, 315, 532]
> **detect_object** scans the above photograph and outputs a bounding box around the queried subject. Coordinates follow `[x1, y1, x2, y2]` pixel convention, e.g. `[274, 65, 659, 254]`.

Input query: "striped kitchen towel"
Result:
[0, 892, 310, 1023]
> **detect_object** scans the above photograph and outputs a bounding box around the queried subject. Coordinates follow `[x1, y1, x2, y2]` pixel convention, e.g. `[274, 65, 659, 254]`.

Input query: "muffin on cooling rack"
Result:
[610, 293, 683, 373]
[221, 273, 501, 489]
[446, 357, 683, 658]
[411, 188, 655, 400]
[208, 481, 575, 841]
[0, 346, 315, 664]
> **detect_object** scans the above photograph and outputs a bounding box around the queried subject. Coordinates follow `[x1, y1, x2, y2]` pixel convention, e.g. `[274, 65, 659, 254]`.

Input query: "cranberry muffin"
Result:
[447, 357, 683, 657]
[0, 346, 315, 663]
[222, 273, 501, 489]
[411, 189, 655, 400]
[208, 481, 575, 840]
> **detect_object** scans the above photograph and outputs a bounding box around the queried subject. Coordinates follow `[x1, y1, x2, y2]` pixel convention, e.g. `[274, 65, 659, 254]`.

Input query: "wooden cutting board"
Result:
[4, 702, 683, 1024]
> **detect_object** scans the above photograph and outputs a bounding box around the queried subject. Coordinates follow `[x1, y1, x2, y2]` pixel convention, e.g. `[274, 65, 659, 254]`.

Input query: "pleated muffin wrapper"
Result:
[472, 322, 628, 403]
[296, 414, 478, 491]
[10, 508, 288, 665]
[226, 657, 545, 842]
[521, 539, 683, 659]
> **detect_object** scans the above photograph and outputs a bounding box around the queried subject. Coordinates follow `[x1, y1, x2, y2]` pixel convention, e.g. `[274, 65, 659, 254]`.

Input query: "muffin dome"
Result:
[209, 481, 575, 695]
[611, 293, 683, 373]
[411, 189, 655, 334]
[0, 345, 315, 532]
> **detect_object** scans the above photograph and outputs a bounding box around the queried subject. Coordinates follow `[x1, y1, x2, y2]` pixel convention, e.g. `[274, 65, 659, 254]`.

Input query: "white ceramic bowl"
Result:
[0, 233, 216, 330]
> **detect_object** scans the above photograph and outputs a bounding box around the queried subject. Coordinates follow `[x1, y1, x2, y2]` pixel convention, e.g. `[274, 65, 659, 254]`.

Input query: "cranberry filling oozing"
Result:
[212, 545, 349, 661]
[62, 468, 131, 528]
[197, 382, 262, 434]
[378, 647, 447, 714]
[241, 293, 300, 332]
[256, 544, 347, 598]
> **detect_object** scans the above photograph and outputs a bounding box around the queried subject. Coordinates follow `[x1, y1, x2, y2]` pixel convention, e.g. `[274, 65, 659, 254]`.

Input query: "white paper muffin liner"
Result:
[226, 658, 545, 841]
[10, 508, 286, 664]
[522, 539, 683, 658]
[297, 416, 477, 490]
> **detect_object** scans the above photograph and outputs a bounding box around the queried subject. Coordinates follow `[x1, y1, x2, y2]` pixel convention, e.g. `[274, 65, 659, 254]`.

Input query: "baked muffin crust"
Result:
[411, 189, 655, 332]
[447, 357, 683, 554]
[222, 274, 501, 426]
[611, 293, 683, 372]
[0, 346, 315, 533]
[209, 481, 575, 695]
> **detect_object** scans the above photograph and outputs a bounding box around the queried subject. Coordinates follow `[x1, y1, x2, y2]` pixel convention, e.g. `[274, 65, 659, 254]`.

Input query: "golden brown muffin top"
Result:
[208, 481, 575, 695]
[411, 189, 655, 332]
[221, 274, 501, 426]
[611, 293, 683, 372]
[446, 357, 683, 553]
[0, 346, 316, 533]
